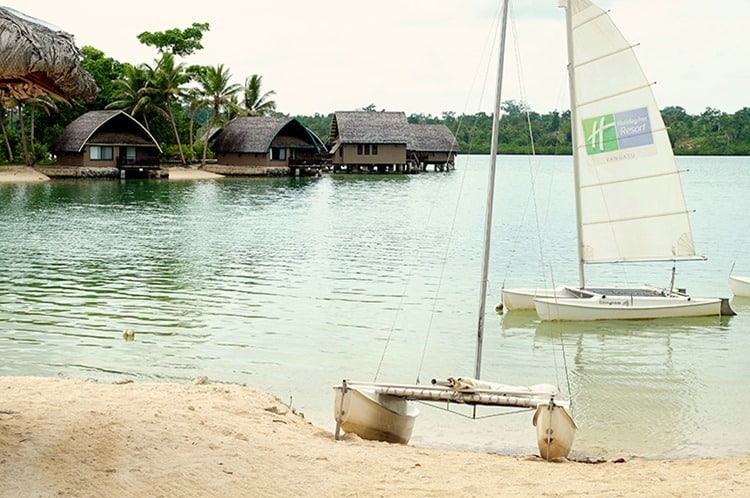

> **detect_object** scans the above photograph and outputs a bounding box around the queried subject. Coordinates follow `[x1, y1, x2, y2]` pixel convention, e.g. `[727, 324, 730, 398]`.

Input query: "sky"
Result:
[10, 0, 749, 116]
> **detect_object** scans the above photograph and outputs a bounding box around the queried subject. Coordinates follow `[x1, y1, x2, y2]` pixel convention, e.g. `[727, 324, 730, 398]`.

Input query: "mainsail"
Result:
[567, 0, 699, 265]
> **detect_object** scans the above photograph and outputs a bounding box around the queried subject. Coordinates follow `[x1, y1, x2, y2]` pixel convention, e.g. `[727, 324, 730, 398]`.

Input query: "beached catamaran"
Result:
[333, 0, 576, 461]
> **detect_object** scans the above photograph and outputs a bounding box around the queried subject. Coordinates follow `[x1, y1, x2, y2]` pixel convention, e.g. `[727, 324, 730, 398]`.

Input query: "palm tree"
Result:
[184, 86, 206, 161]
[26, 94, 58, 160]
[150, 52, 190, 165]
[195, 64, 241, 165]
[0, 105, 14, 162]
[242, 74, 276, 116]
[107, 63, 156, 130]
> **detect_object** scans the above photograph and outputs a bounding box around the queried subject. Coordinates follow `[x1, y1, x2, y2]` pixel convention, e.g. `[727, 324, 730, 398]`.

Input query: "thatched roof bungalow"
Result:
[328, 111, 411, 172]
[50, 110, 162, 178]
[0, 7, 96, 102]
[207, 117, 325, 177]
[408, 124, 459, 170]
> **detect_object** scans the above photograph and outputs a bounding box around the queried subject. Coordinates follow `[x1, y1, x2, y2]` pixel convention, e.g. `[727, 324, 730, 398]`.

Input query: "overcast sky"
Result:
[10, 0, 749, 116]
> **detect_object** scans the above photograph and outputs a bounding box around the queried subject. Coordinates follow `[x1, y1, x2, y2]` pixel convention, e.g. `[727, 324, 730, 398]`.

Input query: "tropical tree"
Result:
[242, 74, 276, 116]
[80, 46, 123, 109]
[150, 52, 190, 165]
[183, 86, 205, 161]
[107, 63, 156, 130]
[137, 22, 210, 57]
[195, 63, 241, 165]
[26, 95, 58, 162]
[0, 106, 14, 162]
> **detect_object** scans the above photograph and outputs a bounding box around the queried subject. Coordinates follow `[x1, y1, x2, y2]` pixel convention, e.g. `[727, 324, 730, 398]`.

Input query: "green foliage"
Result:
[137, 22, 210, 57]
[243, 75, 276, 117]
[5, 39, 750, 166]
[295, 113, 333, 142]
[80, 46, 123, 108]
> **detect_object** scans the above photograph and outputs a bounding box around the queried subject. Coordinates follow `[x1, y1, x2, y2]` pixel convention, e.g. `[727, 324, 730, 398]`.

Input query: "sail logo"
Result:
[582, 107, 654, 155]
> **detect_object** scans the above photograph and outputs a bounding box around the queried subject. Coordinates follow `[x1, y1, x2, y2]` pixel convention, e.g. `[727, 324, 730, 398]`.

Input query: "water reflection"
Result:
[2, 158, 749, 459]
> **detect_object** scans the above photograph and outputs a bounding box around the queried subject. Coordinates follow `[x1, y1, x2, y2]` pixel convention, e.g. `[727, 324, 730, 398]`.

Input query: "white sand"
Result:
[1, 376, 748, 497]
[0, 166, 50, 183]
[0, 166, 224, 182]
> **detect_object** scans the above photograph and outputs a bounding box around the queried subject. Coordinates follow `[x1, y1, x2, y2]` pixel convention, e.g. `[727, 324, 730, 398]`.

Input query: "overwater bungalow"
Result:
[328, 111, 411, 173]
[407, 124, 459, 171]
[206, 116, 326, 177]
[327, 112, 459, 173]
[49, 110, 163, 179]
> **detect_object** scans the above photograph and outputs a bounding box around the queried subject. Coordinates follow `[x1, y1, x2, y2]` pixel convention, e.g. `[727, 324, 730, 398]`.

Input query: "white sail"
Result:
[568, 0, 698, 264]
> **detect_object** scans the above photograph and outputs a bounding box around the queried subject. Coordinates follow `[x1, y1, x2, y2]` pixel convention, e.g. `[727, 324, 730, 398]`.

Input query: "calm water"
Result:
[1, 155, 749, 460]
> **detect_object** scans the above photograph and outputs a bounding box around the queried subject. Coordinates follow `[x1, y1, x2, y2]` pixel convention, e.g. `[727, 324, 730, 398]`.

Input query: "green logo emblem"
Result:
[582, 107, 653, 155]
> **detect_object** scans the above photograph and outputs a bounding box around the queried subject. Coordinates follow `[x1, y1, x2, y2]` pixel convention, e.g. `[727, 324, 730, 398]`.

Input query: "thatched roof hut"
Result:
[211, 117, 322, 154]
[53, 110, 160, 154]
[408, 124, 460, 154]
[328, 111, 410, 145]
[0, 7, 97, 102]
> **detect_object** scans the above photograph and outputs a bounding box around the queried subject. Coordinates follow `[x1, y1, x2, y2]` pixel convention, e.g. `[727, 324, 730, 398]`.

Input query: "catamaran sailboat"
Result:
[729, 275, 750, 297]
[333, 0, 576, 460]
[502, 0, 734, 321]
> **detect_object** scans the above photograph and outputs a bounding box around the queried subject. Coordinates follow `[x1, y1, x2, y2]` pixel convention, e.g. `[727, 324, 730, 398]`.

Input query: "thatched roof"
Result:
[0, 7, 97, 102]
[53, 110, 161, 153]
[211, 117, 321, 154]
[329, 111, 410, 145]
[408, 124, 460, 153]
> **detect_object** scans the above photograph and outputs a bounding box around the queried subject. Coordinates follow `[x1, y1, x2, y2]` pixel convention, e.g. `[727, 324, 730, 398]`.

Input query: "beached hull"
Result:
[333, 385, 418, 444]
[533, 403, 577, 461]
[729, 275, 750, 297]
[534, 294, 725, 321]
[501, 286, 589, 311]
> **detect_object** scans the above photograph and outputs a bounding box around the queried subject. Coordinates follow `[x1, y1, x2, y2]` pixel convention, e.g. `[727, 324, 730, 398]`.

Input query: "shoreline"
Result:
[0, 165, 224, 182]
[1, 376, 748, 496]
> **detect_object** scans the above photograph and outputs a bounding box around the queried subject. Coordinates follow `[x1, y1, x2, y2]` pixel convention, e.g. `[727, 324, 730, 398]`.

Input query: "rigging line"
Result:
[372, 165, 455, 383]
[373, 6, 505, 383]
[450, 0, 508, 160]
[511, 6, 554, 293]
[414, 0, 505, 384]
[497, 5, 557, 294]
[501, 4, 572, 397]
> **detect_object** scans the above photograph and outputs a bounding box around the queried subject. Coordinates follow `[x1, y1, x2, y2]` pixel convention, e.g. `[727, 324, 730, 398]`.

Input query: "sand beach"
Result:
[1, 167, 748, 496]
[1, 376, 748, 497]
[0, 166, 224, 182]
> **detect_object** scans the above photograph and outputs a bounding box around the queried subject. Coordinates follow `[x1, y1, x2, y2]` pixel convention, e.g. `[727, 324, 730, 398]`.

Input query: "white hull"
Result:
[533, 402, 577, 461]
[500, 286, 589, 311]
[535, 293, 725, 321]
[729, 275, 750, 297]
[333, 385, 418, 444]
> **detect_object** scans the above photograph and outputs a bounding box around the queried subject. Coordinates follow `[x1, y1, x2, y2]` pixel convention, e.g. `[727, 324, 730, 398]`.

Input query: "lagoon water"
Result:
[1, 154, 749, 460]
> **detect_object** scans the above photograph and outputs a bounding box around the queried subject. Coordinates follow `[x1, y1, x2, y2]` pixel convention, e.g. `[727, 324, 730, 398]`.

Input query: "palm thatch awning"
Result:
[0, 7, 97, 102]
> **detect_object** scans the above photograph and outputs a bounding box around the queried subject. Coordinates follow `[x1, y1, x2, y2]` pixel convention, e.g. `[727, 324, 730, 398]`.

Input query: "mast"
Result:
[562, 0, 586, 289]
[475, 0, 509, 380]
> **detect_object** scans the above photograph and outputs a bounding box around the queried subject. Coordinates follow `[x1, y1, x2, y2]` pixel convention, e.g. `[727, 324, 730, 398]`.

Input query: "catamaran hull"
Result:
[501, 286, 589, 311]
[534, 295, 726, 321]
[333, 385, 418, 444]
[533, 403, 577, 460]
[729, 275, 750, 297]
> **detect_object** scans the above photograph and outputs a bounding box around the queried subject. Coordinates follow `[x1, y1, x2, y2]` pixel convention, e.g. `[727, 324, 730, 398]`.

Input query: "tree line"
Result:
[2, 21, 748, 166]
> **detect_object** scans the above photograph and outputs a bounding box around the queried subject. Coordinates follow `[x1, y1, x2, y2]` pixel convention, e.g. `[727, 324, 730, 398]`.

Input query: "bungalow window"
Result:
[364, 144, 370, 155]
[270, 147, 286, 161]
[89, 145, 113, 160]
[357, 144, 363, 155]
[372, 144, 378, 155]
